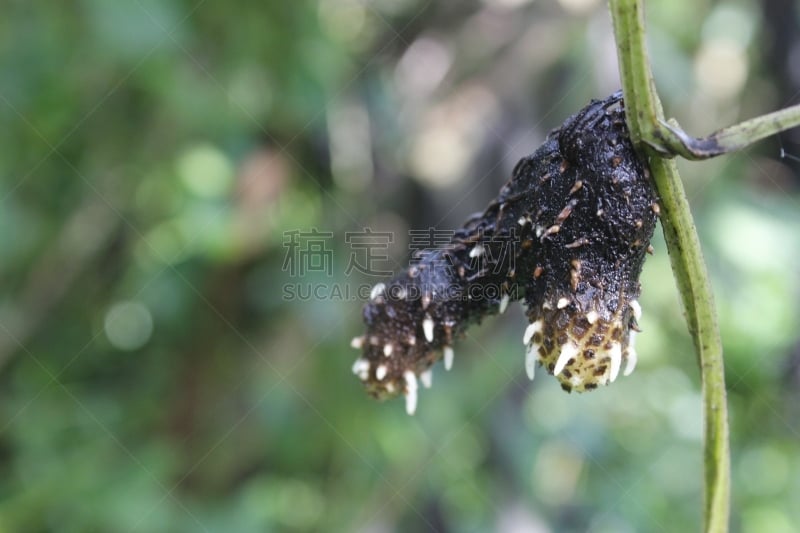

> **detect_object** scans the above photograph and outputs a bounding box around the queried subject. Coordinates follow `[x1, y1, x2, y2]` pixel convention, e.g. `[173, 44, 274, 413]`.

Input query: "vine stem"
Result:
[609, 1, 730, 532]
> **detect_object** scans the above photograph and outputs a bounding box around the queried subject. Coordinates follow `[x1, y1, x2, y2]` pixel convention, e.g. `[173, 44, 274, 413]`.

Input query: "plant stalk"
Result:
[609, 1, 731, 531]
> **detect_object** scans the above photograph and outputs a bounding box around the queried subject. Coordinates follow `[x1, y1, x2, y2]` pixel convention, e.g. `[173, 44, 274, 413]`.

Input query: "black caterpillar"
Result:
[351, 92, 658, 414]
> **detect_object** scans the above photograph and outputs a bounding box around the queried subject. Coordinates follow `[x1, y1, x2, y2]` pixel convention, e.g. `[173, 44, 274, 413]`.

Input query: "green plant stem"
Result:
[610, 0, 800, 161]
[657, 105, 800, 160]
[609, 1, 730, 532]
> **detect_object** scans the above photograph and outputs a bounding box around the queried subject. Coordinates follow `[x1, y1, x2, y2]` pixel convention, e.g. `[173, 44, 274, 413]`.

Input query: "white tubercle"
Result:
[351, 358, 370, 380]
[554, 342, 579, 376]
[423, 315, 435, 343]
[517, 216, 528, 226]
[469, 244, 485, 258]
[383, 343, 393, 357]
[370, 283, 386, 301]
[350, 336, 364, 349]
[630, 299, 642, 321]
[623, 331, 638, 376]
[443, 346, 454, 371]
[420, 368, 433, 389]
[525, 343, 538, 380]
[556, 297, 569, 309]
[608, 343, 622, 382]
[375, 364, 388, 381]
[403, 371, 418, 415]
[499, 294, 510, 314]
[623, 348, 638, 376]
[586, 310, 599, 324]
[523, 320, 542, 345]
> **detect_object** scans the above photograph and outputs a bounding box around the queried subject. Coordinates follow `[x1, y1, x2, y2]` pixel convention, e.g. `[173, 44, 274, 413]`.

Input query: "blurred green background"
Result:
[2, 0, 800, 531]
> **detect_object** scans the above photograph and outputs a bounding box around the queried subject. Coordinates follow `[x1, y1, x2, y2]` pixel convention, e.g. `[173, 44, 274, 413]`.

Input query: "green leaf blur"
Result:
[1, 1, 799, 531]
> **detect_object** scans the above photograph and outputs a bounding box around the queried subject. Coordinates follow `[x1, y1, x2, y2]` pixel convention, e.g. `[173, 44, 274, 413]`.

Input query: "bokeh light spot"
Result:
[695, 40, 748, 100]
[104, 301, 154, 351]
[177, 144, 233, 198]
